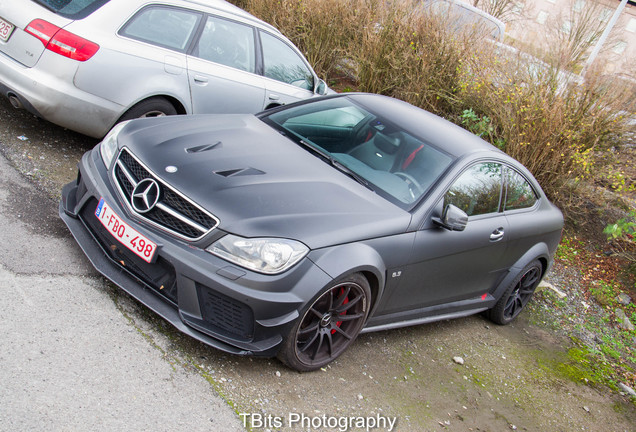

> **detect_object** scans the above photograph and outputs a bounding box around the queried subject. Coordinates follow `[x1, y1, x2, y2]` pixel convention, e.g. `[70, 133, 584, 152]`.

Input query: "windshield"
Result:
[31, 0, 109, 19]
[263, 97, 453, 208]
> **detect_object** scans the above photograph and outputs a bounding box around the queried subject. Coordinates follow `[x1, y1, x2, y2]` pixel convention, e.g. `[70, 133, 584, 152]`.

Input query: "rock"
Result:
[453, 356, 465, 365]
[538, 281, 567, 299]
[615, 309, 635, 331]
[616, 293, 632, 306]
[618, 383, 636, 398]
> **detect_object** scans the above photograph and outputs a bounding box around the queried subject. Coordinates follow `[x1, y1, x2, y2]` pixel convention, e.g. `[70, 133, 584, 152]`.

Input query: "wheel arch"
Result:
[264, 102, 282, 110]
[491, 242, 551, 301]
[109, 95, 188, 130]
[160, 94, 187, 115]
[122, 94, 188, 117]
[308, 243, 387, 317]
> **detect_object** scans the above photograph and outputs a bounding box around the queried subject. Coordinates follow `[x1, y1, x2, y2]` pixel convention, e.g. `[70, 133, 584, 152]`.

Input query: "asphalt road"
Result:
[0, 147, 244, 430]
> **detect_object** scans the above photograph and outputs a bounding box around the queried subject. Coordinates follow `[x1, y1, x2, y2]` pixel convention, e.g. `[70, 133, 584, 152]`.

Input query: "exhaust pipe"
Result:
[7, 93, 23, 109]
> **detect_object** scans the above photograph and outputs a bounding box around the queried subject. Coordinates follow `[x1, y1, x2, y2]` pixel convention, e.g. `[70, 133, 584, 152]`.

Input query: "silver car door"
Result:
[258, 30, 316, 107]
[186, 15, 265, 114]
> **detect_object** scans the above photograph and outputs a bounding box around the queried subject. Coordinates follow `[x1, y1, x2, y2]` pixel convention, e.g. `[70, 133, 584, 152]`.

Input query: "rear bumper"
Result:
[60, 147, 333, 356]
[0, 50, 122, 138]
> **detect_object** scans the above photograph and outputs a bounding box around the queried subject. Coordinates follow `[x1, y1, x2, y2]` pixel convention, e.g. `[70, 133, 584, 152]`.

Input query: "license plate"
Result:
[95, 198, 157, 263]
[0, 17, 14, 42]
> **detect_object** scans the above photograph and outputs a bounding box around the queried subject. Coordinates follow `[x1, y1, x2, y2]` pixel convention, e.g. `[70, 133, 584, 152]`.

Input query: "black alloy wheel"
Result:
[487, 259, 543, 325]
[278, 273, 371, 372]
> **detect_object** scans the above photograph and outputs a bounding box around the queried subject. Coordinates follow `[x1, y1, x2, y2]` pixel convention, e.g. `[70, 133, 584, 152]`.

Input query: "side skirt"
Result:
[361, 308, 490, 334]
[361, 296, 496, 334]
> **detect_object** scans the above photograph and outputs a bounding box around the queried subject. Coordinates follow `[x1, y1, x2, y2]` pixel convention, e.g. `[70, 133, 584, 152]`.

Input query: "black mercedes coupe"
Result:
[60, 93, 563, 371]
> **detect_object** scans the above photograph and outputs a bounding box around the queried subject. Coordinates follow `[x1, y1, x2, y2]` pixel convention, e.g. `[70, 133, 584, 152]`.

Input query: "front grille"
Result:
[80, 198, 178, 305]
[113, 148, 219, 241]
[197, 284, 254, 340]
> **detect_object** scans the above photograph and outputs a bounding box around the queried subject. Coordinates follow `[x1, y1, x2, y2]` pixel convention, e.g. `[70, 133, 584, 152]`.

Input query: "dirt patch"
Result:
[120, 293, 636, 432]
[0, 97, 97, 200]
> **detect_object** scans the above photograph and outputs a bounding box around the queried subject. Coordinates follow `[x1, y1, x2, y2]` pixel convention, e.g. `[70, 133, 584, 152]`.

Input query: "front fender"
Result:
[307, 243, 388, 313]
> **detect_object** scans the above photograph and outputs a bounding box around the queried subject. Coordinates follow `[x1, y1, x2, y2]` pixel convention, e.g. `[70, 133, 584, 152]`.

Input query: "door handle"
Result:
[268, 93, 280, 101]
[193, 75, 208, 84]
[490, 227, 505, 242]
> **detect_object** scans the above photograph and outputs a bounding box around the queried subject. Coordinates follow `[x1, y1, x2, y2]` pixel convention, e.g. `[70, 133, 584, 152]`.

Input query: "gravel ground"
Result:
[1, 96, 635, 431]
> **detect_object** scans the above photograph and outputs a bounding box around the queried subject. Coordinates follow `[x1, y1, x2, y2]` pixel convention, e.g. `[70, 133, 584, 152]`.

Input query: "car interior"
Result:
[279, 110, 452, 205]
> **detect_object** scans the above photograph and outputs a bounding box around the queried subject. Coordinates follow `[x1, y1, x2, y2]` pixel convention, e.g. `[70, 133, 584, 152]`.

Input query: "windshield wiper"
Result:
[331, 159, 374, 190]
[297, 139, 373, 191]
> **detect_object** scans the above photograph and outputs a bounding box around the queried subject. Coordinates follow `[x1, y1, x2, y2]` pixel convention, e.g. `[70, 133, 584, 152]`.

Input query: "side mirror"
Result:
[433, 204, 468, 231]
[316, 79, 328, 95]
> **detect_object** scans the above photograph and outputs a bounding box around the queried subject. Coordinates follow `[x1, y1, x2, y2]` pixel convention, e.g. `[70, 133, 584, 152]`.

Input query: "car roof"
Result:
[345, 93, 500, 158]
[160, 0, 280, 34]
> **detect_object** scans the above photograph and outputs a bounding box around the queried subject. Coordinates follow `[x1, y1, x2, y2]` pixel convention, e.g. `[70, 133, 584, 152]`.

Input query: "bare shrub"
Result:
[236, 0, 633, 216]
[351, 2, 477, 114]
[243, 0, 364, 79]
[544, 0, 607, 72]
[470, 0, 521, 22]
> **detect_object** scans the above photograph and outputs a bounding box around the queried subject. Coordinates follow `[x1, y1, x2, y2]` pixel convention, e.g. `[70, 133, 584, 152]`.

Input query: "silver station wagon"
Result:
[0, 0, 328, 137]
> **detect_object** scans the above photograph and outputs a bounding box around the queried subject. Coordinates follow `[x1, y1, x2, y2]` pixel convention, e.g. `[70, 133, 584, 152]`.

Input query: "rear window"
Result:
[31, 0, 110, 19]
[119, 6, 202, 52]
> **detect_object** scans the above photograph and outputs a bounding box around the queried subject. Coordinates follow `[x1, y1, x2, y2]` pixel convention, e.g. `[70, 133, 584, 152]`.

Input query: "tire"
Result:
[487, 259, 543, 325]
[277, 273, 371, 372]
[119, 97, 177, 122]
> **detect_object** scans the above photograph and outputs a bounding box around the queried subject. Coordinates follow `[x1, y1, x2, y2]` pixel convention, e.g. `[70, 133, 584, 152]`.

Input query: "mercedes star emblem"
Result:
[131, 178, 160, 213]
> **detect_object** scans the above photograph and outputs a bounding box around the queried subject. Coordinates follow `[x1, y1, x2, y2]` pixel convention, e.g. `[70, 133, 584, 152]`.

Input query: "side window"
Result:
[120, 6, 201, 51]
[193, 16, 255, 73]
[505, 168, 538, 210]
[444, 162, 502, 216]
[259, 31, 314, 90]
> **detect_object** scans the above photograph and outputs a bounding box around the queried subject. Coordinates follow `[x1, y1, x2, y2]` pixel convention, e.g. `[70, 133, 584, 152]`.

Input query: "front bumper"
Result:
[60, 147, 332, 356]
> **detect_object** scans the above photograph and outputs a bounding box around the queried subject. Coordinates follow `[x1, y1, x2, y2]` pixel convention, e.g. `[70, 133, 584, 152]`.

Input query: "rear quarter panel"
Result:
[70, 2, 192, 118]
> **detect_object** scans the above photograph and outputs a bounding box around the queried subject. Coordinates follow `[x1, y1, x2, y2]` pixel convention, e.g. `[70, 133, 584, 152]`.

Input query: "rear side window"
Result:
[31, 0, 110, 19]
[260, 31, 314, 90]
[193, 16, 256, 73]
[504, 168, 537, 210]
[120, 6, 201, 52]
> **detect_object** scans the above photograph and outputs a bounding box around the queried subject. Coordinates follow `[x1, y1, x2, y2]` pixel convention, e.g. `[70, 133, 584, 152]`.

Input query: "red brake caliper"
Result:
[332, 288, 349, 334]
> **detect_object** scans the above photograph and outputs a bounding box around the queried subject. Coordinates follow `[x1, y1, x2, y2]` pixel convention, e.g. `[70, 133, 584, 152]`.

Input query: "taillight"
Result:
[25, 19, 99, 62]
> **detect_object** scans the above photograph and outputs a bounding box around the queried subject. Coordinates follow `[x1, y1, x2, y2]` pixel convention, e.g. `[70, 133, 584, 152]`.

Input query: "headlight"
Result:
[207, 234, 309, 274]
[100, 121, 130, 168]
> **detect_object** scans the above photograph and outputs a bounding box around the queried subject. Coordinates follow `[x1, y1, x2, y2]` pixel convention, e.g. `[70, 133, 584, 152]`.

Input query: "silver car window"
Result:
[120, 6, 201, 52]
[259, 31, 313, 90]
[32, 0, 109, 19]
[193, 16, 255, 73]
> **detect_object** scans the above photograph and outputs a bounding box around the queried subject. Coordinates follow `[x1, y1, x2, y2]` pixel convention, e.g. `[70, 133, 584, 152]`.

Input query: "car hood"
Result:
[117, 115, 411, 249]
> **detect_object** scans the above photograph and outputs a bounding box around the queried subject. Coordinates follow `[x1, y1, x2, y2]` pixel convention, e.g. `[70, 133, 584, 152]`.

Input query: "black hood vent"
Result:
[186, 142, 222, 153]
[214, 168, 266, 177]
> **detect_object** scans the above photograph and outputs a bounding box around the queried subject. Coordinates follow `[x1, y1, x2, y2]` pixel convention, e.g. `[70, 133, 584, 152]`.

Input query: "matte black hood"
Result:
[116, 115, 411, 249]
